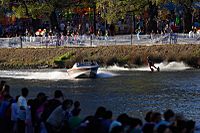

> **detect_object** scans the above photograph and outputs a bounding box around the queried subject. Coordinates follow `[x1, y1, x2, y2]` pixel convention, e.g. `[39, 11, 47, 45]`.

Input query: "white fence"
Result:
[0, 33, 200, 48]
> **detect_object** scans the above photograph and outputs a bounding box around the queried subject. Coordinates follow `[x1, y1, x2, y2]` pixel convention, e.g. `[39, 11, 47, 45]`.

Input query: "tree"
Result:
[0, 0, 54, 31]
[0, 0, 53, 19]
[96, 0, 148, 24]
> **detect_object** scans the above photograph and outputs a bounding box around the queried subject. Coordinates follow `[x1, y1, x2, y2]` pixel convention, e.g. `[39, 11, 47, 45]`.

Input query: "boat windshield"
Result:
[75, 62, 97, 67]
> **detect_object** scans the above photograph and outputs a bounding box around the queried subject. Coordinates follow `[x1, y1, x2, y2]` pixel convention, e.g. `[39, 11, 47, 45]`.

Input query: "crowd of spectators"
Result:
[0, 15, 113, 39]
[0, 80, 197, 133]
[0, 11, 199, 40]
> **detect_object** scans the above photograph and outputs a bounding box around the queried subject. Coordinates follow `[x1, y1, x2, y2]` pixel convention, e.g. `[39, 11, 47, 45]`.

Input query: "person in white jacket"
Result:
[46, 99, 73, 133]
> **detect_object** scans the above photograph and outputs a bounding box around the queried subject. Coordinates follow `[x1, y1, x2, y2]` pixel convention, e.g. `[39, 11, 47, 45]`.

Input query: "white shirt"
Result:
[17, 96, 27, 120]
[47, 105, 66, 128]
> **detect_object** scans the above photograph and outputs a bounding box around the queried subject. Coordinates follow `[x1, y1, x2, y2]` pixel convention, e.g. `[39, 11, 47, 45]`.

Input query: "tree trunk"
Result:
[93, 4, 96, 35]
[50, 9, 59, 29]
[183, 5, 192, 33]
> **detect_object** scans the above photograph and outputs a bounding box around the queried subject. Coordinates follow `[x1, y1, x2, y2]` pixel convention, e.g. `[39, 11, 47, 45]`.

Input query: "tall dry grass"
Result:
[0, 44, 199, 69]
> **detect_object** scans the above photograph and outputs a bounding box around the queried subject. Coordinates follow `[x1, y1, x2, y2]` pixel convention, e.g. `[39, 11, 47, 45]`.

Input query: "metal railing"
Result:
[0, 33, 200, 48]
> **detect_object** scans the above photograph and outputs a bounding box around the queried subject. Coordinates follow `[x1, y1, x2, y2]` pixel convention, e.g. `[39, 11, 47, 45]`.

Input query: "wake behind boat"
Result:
[67, 61, 99, 78]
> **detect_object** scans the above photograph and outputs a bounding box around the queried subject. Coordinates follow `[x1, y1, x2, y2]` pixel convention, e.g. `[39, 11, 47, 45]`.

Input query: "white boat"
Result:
[67, 61, 99, 78]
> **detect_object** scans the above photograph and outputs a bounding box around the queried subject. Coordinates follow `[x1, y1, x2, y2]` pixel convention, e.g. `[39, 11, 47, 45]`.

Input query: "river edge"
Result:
[0, 44, 200, 69]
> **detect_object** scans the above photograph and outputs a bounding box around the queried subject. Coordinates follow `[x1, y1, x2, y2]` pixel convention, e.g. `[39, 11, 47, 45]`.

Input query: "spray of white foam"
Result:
[0, 70, 70, 80]
[97, 70, 119, 78]
[99, 65, 130, 71]
[155, 62, 191, 71]
[0, 62, 191, 80]
[0, 69, 117, 80]
[100, 61, 191, 71]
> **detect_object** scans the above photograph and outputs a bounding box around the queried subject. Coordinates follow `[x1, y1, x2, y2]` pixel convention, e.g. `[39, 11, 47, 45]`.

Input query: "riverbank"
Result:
[0, 44, 200, 69]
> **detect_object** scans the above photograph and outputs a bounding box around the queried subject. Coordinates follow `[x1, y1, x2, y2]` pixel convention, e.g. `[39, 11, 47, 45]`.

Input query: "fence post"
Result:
[45, 37, 48, 48]
[20, 36, 23, 48]
[131, 34, 133, 45]
[90, 35, 92, 46]
[169, 33, 172, 44]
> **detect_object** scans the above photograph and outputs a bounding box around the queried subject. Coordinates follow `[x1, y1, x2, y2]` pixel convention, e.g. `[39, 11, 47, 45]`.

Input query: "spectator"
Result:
[0, 80, 6, 99]
[41, 90, 64, 123]
[71, 101, 81, 117]
[156, 109, 175, 129]
[17, 87, 29, 133]
[46, 99, 73, 133]
[101, 110, 113, 133]
[156, 124, 172, 133]
[31, 92, 48, 133]
[0, 85, 13, 133]
[68, 108, 82, 132]
[11, 95, 20, 133]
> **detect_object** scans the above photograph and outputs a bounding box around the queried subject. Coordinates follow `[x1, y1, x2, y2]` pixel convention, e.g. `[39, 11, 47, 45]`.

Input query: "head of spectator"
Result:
[151, 112, 162, 124]
[71, 101, 81, 116]
[117, 113, 129, 126]
[164, 109, 175, 123]
[37, 92, 47, 103]
[145, 110, 153, 122]
[74, 101, 80, 109]
[54, 90, 64, 102]
[21, 87, 29, 98]
[0, 80, 6, 92]
[1, 84, 10, 96]
[1, 84, 12, 100]
[94, 106, 106, 118]
[0, 80, 6, 85]
[62, 99, 73, 111]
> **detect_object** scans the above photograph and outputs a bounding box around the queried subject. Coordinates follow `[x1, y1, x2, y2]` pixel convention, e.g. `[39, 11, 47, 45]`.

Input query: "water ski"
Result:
[157, 67, 160, 72]
[150, 67, 160, 72]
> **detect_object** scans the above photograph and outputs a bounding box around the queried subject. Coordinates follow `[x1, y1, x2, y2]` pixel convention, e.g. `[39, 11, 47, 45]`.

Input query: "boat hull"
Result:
[67, 67, 98, 78]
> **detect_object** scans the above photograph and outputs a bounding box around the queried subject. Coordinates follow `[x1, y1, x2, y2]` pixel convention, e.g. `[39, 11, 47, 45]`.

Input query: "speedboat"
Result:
[67, 61, 99, 78]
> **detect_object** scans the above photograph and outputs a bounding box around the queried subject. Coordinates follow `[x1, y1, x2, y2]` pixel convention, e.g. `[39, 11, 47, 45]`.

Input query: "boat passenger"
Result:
[91, 60, 95, 66]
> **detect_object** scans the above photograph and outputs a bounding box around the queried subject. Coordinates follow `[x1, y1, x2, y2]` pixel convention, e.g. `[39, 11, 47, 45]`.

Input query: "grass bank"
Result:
[0, 44, 200, 69]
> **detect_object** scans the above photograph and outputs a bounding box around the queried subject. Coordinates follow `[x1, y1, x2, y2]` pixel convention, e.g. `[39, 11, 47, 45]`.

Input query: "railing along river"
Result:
[0, 33, 200, 48]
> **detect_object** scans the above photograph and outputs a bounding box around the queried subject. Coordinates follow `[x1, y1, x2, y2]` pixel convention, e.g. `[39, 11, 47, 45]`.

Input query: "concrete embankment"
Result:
[0, 44, 200, 69]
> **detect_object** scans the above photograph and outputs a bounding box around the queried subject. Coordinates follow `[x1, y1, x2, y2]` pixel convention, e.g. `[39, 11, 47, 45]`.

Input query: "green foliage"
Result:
[54, 52, 74, 62]
[0, 0, 9, 6]
[12, 2, 53, 19]
[1, 0, 198, 21]
[53, 51, 75, 68]
[96, 0, 149, 24]
[6, 0, 96, 20]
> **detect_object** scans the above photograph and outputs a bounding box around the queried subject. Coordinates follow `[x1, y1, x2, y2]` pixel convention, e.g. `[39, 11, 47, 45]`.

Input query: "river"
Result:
[0, 62, 200, 122]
